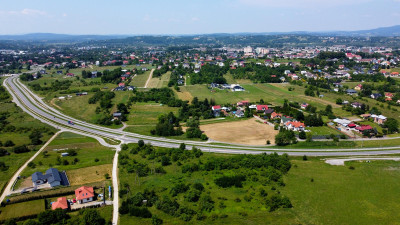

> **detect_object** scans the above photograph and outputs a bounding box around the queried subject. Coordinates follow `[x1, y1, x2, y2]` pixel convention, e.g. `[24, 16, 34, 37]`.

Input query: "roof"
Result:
[46, 168, 62, 184]
[286, 121, 305, 128]
[212, 105, 221, 110]
[75, 186, 95, 201]
[52, 197, 68, 210]
[32, 172, 45, 182]
[356, 125, 373, 131]
[256, 105, 269, 111]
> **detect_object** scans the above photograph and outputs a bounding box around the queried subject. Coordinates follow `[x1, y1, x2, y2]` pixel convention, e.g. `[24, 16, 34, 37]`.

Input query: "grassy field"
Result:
[0, 89, 57, 195]
[0, 199, 45, 221]
[308, 126, 342, 136]
[125, 102, 180, 126]
[282, 158, 400, 225]
[130, 70, 152, 88]
[180, 82, 400, 121]
[147, 71, 171, 88]
[19, 132, 114, 177]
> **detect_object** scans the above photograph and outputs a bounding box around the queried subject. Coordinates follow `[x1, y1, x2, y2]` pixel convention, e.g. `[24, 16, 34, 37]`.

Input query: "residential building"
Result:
[75, 186, 95, 204]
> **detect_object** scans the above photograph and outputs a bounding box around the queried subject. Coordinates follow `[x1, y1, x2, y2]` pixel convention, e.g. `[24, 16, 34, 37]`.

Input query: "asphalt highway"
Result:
[4, 75, 400, 157]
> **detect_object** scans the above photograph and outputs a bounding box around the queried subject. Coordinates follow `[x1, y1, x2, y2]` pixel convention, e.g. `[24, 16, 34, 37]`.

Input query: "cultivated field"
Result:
[67, 164, 112, 186]
[200, 118, 278, 145]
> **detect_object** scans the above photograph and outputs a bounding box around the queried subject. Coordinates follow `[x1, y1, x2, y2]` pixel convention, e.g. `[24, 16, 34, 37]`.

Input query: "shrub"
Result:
[265, 194, 292, 212]
[129, 206, 152, 218]
[13, 145, 30, 153]
[302, 155, 308, 161]
[4, 140, 15, 147]
[170, 183, 189, 196]
[215, 175, 246, 188]
[151, 215, 163, 225]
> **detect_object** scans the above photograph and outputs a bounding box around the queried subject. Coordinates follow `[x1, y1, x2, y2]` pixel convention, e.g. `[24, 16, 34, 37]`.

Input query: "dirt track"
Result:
[200, 118, 278, 145]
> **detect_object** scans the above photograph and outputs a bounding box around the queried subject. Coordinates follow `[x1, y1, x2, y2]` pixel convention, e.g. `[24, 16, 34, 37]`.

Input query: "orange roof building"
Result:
[75, 186, 95, 204]
[52, 197, 68, 210]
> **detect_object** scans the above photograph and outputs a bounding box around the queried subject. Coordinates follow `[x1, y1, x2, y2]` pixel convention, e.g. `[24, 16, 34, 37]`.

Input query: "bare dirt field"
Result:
[200, 118, 278, 145]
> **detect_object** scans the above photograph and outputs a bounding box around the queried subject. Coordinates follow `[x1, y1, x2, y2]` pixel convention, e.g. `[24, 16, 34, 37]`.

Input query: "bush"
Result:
[4, 140, 15, 147]
[199, 195, 214, 212]
[299, 131, 306, 139]
[13, 145, 30, 153]
[184, 189, 201, 202]
[28, 162, 36, 168]
[215, 175, 246, 188]
[170, 183, 189, 196]
[138, 140, 145, 148]
[265, 194, 292, 212]
[302, 155, 308, 161]
[129, 206, 152, 218]
[151, 215, 163, 225]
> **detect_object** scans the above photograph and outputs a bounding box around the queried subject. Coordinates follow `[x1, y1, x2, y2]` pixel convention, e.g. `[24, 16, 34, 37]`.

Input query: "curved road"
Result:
[4, 75, 400, 225]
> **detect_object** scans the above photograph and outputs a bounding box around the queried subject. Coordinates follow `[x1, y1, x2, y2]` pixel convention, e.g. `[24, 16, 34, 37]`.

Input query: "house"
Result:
[371, 114, 387, 125]
[385, 93, 394, 99]
[256, 105, 269, 112]
[285, 121, 305, 131]
[300, 103, 309, 110]
[234, 109, 244, 118]
[280, 116, 293, 125]
[237, 101, 250, 107]
[66, 73, 75, 77]
[270, 112, 282, 119]
[370, 93, 382, 99]
[354, 84, 363, 91]
[356, 125, 374, 133]
[360, 114, 371, 119]
[32, 168, 63, 187]
[351, 102, 363, 108]
[231, 84, 245, 92]
[211, 105, 221, 117]
[118, 83, 125, 87]
[264, 108, 274, 114]
[333, 118, 352, 127]
[348, 123, 357, 129]
[114, 87, 125, 91]
[75, 186, 95, 204]
[52, 197, 69, 210]
[113, 112, 122, 119]
[346, 89, 357, 95]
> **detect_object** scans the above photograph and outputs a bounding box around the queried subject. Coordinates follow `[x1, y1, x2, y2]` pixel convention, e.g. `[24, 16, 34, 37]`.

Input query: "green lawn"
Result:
[0, 199, 45, 221]
[147, 71, 171, 88]
[20, 132, 114, 177]
[308, 126, 342, 136]
[282, 158, 400, 225]
[130, 70, 153, 88]
[125, 102, 180, 126]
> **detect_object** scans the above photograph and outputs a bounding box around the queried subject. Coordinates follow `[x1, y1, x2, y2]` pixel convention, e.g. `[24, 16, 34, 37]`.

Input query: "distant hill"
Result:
[328, 25, 400, 36]
[0, 33, 129, 41]
[0, 25, 399, 41]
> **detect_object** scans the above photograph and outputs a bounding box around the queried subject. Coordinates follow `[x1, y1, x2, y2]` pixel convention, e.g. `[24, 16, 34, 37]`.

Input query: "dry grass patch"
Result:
[67, 164, 112, 186]
[200, 118, 278, 145]
[174, 88, 193, 102]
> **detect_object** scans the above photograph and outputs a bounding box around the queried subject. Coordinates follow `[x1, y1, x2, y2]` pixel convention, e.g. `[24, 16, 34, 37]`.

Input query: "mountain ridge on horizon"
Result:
[0, 25, 400, 41]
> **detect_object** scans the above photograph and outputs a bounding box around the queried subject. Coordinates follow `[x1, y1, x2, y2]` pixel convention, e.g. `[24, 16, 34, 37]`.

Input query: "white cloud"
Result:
[0, 8, 47, 16]
[238, 0, 372, 8]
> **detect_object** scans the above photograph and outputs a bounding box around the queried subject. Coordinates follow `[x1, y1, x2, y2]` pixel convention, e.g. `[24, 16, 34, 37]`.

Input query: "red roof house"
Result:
[256, 105, 269, 112]
[118, 83, 125, 87]
[356, 125, 373, 132]
[75, 186, 95, 204]
[212, 105, 221, 111]
[52, 197, 68, 210]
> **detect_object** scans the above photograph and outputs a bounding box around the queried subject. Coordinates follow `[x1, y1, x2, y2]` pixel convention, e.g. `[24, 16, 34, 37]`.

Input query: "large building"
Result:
[32, 168, 63, 187]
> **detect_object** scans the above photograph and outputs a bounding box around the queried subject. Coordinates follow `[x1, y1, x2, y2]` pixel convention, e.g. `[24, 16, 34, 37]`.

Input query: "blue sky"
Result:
[0, 0, 399, 35]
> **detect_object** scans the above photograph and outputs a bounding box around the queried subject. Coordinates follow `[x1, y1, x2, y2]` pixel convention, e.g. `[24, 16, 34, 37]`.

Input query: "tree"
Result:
[384, 118, 399, 134]
[152, 215, 163, 225]
[29, 129, 43, 145]
[80, 209, 105, 225]
[4, 140, 15, 147]
[138, 140, 145, 148]
[299, 131, 306, 139]
[37, 209, 69, 225]
[336, 98, 343, 105]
